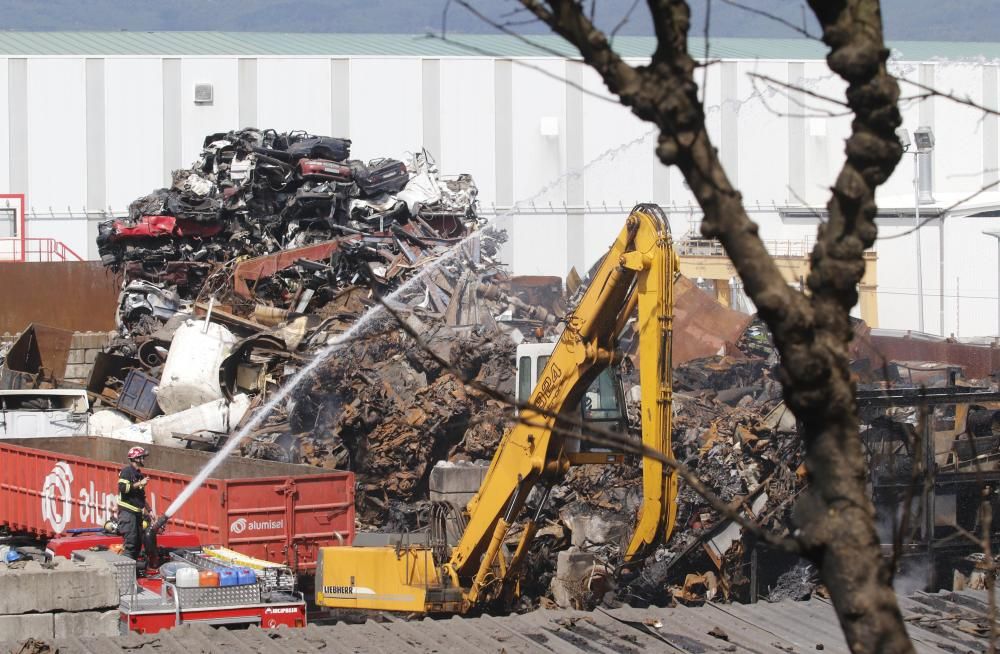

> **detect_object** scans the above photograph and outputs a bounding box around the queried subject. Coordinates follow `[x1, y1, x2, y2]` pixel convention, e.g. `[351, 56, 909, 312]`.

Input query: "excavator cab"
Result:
[515, 342, 628, 463]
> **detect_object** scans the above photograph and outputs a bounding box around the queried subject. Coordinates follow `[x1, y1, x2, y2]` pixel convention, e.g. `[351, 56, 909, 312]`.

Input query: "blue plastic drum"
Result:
[236, 567, 257, 585]
[218, 568, 238, 587]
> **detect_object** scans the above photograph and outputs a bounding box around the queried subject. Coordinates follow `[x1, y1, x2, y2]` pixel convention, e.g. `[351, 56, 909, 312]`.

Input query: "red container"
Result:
[0, 437, 354, 574]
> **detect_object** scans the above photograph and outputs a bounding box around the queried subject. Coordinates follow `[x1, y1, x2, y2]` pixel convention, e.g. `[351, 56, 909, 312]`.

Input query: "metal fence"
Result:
[676, 237, 818, 258]
[0, 237, 84, 262]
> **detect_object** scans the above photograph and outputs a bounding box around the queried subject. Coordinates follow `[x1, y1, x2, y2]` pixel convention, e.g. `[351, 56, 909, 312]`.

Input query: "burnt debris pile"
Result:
[521, 346, 809, 611]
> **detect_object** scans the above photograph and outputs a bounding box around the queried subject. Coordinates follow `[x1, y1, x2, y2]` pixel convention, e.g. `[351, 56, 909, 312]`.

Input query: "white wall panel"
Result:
[873, 218, 927, 332]
[701, 61, 724, 175]
[179, 58, 239, 165]
[349, 59, 422, 162]
[26, 59, 86, 212]
[105, 59, 163, 210]
[511, 213, 567, 276]
[933, 64, 984, 196]
[511, 60, 566, 204]
[736, 61, 791, 206]
[579, 65, 656, 207]
[755, 213, 817, 243]
[942, 214, 1000, 337]
[26, 218, 88, 256]
[803, 61, 850, 207]
[582, 210, 630, 273]
[257, 58, 332, 135]
[0, 59, 9, 195]
[439, 59, 495, 203]
[916, 223, 942, 334]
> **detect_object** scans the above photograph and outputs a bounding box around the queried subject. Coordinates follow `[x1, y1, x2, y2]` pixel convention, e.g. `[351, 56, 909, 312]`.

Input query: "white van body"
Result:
[0, 389, 90, 438]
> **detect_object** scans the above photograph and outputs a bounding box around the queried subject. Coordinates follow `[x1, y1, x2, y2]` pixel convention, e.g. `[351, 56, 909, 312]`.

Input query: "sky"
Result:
[0, 0, 996, 42]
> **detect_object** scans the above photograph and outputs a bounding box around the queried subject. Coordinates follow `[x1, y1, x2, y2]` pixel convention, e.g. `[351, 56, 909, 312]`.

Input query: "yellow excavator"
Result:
[315, 203, 679, 614]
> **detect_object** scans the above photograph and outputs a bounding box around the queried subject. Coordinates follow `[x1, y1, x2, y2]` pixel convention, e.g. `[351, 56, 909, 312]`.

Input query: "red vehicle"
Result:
[0, 437, 354, 573]
[48, 531, 306, 634]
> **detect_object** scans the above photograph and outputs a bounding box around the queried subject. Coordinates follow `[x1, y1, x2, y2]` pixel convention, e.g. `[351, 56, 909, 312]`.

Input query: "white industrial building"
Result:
[0, 32, 999, 336]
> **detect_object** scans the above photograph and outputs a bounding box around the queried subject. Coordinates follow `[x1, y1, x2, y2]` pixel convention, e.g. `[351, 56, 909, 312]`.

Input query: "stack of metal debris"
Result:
[244, 316, 517, 524]
[85, 127, 566, 491]
[96, 129, 483, 338]
[24, 127, 917, 610]
[86, 138, 816, 610]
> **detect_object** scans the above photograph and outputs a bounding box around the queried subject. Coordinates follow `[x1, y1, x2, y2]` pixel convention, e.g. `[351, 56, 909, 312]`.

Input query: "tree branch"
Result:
[719, 0, 820, 40]
[749, 72, 853, 119]
[789, 2, 912, 651]
[898, 77, 1000, 118]
[748, 72, 850, 108]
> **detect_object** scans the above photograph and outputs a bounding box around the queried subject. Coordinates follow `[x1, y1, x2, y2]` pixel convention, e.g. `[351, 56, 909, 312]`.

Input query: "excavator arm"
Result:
[449, 203, 679, 606]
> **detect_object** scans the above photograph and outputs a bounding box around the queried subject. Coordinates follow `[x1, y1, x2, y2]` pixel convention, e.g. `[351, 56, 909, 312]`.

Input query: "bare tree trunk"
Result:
[790, 3, 909, 650]
[516, 0, 912, 650]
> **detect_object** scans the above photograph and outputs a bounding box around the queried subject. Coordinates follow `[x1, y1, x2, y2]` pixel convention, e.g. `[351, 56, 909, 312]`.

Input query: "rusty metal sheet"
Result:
[232, 236, 361, 298]
[0, 261, 119, 332]
[0, 323, 73, 388]
[852, 330, 1000, 379]
[9, 591, 991, 653]
[509, 275, 565, 315]
[672, 274, 754, 366]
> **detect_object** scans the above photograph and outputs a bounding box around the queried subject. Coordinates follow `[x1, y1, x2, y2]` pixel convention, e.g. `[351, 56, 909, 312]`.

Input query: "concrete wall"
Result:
[0, 557, 120, 641]
[64, 331, 114, 384]
[0, 54, 999, 335]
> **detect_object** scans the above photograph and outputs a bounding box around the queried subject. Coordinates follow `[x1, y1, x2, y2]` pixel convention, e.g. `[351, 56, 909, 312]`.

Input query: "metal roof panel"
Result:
[0, 32, 994, 60]
[1, 592, 993, 653]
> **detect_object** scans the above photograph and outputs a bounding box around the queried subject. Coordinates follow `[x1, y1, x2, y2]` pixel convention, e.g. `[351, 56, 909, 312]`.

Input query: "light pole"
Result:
[984, 230, 1000, 336]
[897, 126, 935, 333]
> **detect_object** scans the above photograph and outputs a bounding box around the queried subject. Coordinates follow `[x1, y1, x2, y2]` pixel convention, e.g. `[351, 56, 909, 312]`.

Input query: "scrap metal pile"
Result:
[247, 316, 518, 526]
[96, 128, 483, 339]
[625, 354, 806, 605]
[79, 127, 817, 610]
[85, 127, 534, 434]
[86, 127, 565, 517]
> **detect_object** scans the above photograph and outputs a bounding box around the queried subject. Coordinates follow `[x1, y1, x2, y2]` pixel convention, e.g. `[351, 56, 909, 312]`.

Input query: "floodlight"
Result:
[913, 126, 935, 152]
[896, 127, 911, 150]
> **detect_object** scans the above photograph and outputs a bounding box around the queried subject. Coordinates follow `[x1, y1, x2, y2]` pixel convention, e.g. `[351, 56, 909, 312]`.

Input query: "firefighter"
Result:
[117, 446, 154, 562]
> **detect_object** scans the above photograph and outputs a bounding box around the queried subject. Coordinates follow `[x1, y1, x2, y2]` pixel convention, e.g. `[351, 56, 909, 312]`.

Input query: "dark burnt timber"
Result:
[861, 384, 1000, 596]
